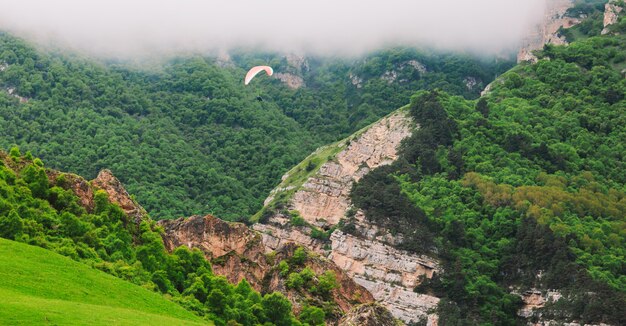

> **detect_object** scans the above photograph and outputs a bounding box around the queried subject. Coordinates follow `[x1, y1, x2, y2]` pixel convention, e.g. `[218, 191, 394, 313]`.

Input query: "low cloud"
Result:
[0, 0, 547, 57]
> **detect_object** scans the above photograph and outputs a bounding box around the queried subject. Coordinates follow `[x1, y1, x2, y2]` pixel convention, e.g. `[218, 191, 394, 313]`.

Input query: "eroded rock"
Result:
[602, 1, 624, 34]
[292, 110, 413, 226]
[338, 303, 400, 326]
[256, 109, 443, 323]
[159, 214, 374, 320]
[92, 169, 147, 221]
[518, 0, 580, 63]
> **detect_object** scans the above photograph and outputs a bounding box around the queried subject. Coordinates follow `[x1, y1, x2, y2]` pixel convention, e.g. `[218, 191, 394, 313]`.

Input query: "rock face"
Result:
[518, 0, 579, 63]
[516, 289, 563, 319]
[159, 215, 269, 288]
[45, 169, 146, 222]
[329, 213, 440, 324]
[92, 169, 147, 221]
[254, 215, 327, 254]
[274, 72, 305, 89]
[338, 303, 399, 326]
[292, 110, 413, 226]
[255, 109, 442, 324]
[602, 1, 624, 34]
[274, 53, 309, 89]
[158, 214, 374, 319]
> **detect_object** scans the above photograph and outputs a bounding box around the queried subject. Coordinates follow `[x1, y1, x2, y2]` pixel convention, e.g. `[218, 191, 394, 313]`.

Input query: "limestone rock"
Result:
[602, 1, 624, 34]
[92, 169, 147, 221]
[256, 109, 443, 323]
[274, 72, 305, 89]
[518, 0, 580, 63]
[158, 214, 374, 319]
[338, 303, 400, 326]
[292, 110, 413, 226]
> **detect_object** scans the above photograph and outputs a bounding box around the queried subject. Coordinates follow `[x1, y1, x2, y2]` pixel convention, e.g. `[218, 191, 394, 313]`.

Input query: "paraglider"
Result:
[244, 66, 273, 85]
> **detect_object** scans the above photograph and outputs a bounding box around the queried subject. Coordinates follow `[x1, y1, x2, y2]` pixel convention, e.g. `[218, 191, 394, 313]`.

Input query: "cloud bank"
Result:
[0, 0, 547, 57]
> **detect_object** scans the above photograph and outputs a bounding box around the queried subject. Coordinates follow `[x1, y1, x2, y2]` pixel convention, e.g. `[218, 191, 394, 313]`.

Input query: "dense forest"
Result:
[0, 33, 511, 220]
[0, 150, 311, 325]
[350, 7, 626, 325]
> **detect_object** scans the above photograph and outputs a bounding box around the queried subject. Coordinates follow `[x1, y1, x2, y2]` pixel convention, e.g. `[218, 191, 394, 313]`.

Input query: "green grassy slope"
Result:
[0, 238, 209, 325]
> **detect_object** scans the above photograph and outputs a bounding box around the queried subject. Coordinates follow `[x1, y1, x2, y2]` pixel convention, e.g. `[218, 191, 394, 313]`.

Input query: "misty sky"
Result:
[0, 0, 547, 57]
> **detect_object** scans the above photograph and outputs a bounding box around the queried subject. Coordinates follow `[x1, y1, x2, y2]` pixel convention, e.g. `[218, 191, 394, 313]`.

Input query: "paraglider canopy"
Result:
[245, 66, 273, 85]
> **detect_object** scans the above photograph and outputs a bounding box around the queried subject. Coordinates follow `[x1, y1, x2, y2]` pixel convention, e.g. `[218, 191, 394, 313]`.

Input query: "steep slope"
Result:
[349, 16, 626, 326]
[0, 238, 208, 325]
[253, 5, 626, 325]
[252, 109, 441, 325]
[517, 0, 581, 62]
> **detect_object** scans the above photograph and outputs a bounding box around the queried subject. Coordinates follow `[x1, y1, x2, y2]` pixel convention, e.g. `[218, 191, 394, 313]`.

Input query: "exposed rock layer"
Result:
[159, 215, 268, 287]
[256, 109, 442, 324]
[291, 110, 413, 226]
[338, 303, 400, 326]
[518, 0, 579, 62]
[158, 214, 374, 318]
[602, 1, 624, 34]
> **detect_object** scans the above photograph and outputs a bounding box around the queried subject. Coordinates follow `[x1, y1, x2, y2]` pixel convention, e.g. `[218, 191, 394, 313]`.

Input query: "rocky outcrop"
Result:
[255, 109, 443, 324]
[349, 73, 363, 88]
[338, 303, 400, 326]
[602, 1, 624, 35]
[464, 76, 480, 91]
[254, 215, 327, 253]
[274, 72, 305, 89]
[5, 87, 29, 103]
[267, 243, 375, 317]
[45, 169, 146, 221]
[159, 215, 269, 287]
[516, 289, 563, 319]
[291, 110, 413, 226]
[518, 0, 579, 63]
[158, 214, 374, 320]
[92, 169, 147, 221]
[329, 212, 440, 324]
[47, 171, 95, 211]
[284, 53, 310, 73]
[273, 53, 309, 89]
[405, 60, 428, 74]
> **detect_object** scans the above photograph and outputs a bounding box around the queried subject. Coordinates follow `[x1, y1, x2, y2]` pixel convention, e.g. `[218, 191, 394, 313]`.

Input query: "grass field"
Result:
[0, 238, 210, 325]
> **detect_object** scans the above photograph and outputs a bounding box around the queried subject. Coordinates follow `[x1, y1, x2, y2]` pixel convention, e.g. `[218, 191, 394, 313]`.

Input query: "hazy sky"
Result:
[0, 0, 547, 57]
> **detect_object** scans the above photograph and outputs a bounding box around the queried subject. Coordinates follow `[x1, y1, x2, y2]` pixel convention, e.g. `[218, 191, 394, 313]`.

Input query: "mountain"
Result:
[0, 33, 511, 220]
[252, 3, 626, 325]
[0, 238, 209, 325]
[1, 1, 625, 325]
[0, 148, 401, 325]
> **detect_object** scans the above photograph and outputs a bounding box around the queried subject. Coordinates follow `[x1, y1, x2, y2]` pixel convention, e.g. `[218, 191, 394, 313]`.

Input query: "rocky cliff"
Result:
[254, 109, 442, 324]
[159, 215, 269, 288]
[518, 0, 579, 62]
[158, 214, 375, 322]
[602, 0, 624, 34]
[290, 110, 412, 227]
[338, 303, 400, 326]
[46, 169, 147, 222]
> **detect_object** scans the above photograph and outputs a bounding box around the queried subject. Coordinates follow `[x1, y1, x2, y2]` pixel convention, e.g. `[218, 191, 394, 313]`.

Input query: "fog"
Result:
[0, 0, 547, 57]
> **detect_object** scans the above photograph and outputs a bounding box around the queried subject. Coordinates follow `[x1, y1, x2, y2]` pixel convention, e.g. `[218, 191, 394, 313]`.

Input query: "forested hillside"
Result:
[350, 9, 626, 325]
[0, 33, 510, 219]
